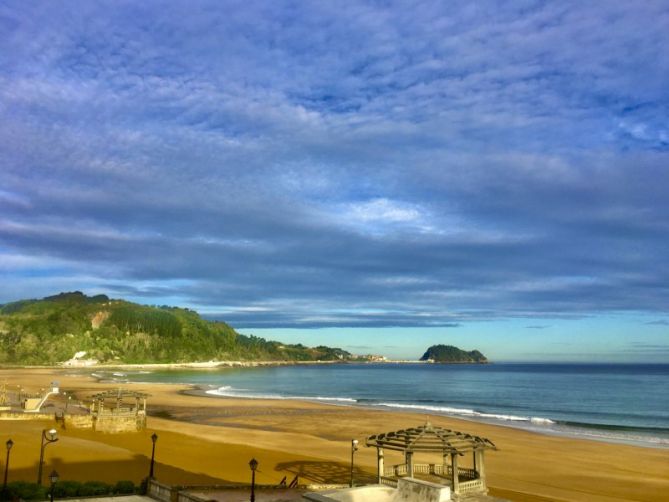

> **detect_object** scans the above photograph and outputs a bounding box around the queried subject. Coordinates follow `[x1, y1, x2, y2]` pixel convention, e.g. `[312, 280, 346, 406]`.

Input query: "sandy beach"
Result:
[1, 368, 667, 502]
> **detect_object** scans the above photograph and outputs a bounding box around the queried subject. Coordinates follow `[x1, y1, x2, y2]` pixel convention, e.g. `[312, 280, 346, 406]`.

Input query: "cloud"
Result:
[0, 1, 668, 327]
[624, 342, 669, 354]
[645, 320, 669, 326]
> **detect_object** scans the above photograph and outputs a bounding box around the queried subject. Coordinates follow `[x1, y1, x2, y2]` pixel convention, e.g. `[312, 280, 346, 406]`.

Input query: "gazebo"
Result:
[90, 388, 150, 432]
[365, 422, 496, 498]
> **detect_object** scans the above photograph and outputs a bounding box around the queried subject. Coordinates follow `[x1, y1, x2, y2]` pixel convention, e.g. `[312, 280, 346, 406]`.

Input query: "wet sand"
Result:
[1, 368, 668, 501]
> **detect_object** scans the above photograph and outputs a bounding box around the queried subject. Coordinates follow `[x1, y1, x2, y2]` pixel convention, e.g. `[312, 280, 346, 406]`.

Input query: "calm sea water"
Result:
[112, 363, 669, 448]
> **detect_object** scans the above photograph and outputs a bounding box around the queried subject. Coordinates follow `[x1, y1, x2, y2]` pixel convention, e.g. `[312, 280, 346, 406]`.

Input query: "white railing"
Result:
[457, 467, 477, 480]
[380, 477, 398, 488]
[384, 464, 408, 477]
[457, 478, 485, 495]
[384, 463, 476, 480]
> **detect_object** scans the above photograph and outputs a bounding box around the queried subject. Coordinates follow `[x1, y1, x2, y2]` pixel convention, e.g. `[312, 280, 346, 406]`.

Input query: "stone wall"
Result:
[94, 413, 145, 433]
[147, 480, 174, 502]
[64, 414, 94, 429]
[396, 478, 450, 502]
[0, 411, 53, 421]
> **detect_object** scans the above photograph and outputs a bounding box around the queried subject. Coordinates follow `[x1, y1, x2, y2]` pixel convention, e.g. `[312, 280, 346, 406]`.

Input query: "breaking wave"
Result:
[205, 386, 356, 403]
[376, 402, 556, 425]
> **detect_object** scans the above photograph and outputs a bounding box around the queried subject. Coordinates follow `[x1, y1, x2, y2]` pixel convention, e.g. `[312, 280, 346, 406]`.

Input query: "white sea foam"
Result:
[312, 396, 357, 403]
[530, 417, 556, 425]
[376, 402, 555, 425]
[205, 386, 356, 403]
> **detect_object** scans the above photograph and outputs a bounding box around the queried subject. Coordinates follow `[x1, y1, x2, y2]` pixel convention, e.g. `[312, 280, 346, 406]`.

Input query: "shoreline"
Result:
[0, 360, 350, 370]
[97, 366, 669, 452]
[0, 368, 668, 501]
[0, 359, 493, 371]
[192, 383, 669, 451]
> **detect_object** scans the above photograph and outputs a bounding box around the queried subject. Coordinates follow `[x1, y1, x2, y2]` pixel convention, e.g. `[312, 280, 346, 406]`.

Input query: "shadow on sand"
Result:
[275, 460, 376, 485]
[9, 456, 230, 486]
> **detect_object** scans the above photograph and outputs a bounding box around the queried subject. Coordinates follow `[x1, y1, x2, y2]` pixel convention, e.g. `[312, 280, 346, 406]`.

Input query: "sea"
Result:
[109, 362, 669, 449]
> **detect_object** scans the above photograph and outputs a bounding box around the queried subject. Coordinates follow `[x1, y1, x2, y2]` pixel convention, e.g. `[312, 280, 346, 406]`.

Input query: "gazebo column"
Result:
[405, 451, 414, 477]
[376, 447, 384, 483]
[450, 453, 459, 493]
[476, 449, 486, 484]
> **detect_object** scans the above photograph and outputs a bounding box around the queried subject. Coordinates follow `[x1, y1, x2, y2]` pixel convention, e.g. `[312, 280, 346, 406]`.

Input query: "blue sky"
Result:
[0, 1, 668, 361]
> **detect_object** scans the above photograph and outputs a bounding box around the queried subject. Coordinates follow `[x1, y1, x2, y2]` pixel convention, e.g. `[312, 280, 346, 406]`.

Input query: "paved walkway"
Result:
[55, 497, 154, 502]
[189, 488, 305, 501]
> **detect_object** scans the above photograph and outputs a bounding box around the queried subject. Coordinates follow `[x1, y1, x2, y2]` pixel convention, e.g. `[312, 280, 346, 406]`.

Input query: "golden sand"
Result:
[1, 368, 667, 501]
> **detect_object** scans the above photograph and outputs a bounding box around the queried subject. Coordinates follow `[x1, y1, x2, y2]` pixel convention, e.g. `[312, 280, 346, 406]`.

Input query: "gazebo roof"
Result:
[91, 388, 150, 400]
[365, 422, 496, 454]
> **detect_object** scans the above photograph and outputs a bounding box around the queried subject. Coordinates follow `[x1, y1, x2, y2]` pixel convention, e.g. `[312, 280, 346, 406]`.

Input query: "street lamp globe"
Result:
[49, 470, 59, 484]
[249, 458, 258, 471]
[46, 429, 57, 441]
[349, 439, 359, 488]
[5, 439, 12, 451]
[151, 433, 158, 444]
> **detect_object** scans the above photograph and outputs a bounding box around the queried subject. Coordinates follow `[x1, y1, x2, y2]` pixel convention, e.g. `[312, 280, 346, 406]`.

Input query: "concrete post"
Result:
[477, 450, 486, 484]
[405, 451, 414, 477]
[451, 453, 459, 494]
[377, 448, 384, 483]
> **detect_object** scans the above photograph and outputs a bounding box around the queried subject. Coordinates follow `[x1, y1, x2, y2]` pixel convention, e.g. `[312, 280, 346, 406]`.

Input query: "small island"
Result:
[420, 344, 488, 363]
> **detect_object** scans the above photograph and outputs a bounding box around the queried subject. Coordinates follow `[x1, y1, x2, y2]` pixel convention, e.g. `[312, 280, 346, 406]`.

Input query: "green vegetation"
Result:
[3, 479, 137, 500]
[420, 344, 488, 363]
[0, 292, 351, 365]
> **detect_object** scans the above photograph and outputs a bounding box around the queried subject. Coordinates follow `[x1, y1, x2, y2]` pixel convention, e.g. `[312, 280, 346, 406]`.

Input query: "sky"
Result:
[1, 1, 668, 361]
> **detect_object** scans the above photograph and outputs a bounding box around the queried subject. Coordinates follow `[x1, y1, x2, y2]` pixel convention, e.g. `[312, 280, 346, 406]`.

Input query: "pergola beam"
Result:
[365, 422, 496, 454]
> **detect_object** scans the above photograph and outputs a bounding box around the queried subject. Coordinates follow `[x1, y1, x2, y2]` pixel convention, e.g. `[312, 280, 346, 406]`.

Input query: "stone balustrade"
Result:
[457, 478, 485, 496]
[384, 463, 478, 481]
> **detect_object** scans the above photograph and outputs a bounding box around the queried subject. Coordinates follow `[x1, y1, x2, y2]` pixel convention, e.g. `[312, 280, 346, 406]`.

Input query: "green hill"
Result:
[420, 344, 488, 363]
[0, 292, 351, 365]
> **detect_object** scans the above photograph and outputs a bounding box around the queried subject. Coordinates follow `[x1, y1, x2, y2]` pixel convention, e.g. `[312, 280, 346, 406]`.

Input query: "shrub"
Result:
[5, 481, 48, 500]
[53, 480, 81, 497]
[78, 481, 112, 496]
[114, 480, 136, 494]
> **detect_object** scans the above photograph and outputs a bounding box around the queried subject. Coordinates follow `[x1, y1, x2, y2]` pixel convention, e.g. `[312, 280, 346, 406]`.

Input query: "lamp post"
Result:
[249, 458, 258, 502]
[49, 470, 59, 502]
[350, 439, 359, 487]
[37, 429, 58, 485]
[3, 439, 13, 494]
[149, 433, 158, 479]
